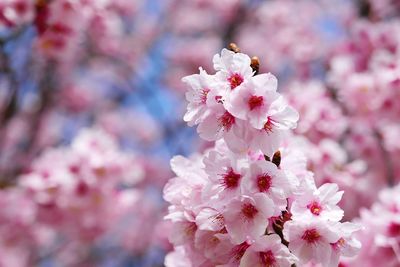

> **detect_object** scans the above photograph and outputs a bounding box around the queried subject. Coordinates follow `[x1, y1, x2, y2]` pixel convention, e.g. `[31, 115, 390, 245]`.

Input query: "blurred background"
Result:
[0, 0, 400, 266]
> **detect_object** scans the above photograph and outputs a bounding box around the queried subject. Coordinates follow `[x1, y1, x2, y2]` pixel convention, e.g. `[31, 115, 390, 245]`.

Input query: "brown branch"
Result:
[374, 129, 395, 187]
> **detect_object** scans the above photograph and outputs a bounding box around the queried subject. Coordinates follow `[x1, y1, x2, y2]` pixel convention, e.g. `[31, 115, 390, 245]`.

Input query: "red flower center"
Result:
[218, 111, 236, 131]
[14, 1, 28, 14]
[263, 117, 275, 133]
[232, 242, 250, 261]
[257, 174, 272, 192]
[259, 250, 276, 266]
[185, 222, 197, 237]
[307, 201, 322, 216]
[388, 222, 400, 236]
[241, 203, 258, 219]
[222, 168, 242, 189]
[248, 95, 264, 110]
[50, 23, 72, 35]
[302, 228, 321, 244]
[75, 181, 89, 196]
[228, 73, 244, 89]
[331, 237, 346, 251]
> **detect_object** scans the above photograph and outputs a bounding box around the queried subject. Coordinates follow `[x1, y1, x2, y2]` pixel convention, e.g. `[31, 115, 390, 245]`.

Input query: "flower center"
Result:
[218, 111, 236, 131]
[331, 237, 346, 251]
[185, 222, 197, 237]
[228, 73, 244, 89]
[222, 168, 242, 189]
[257, 174, 272, 192]
[259, 250, 276, 266]
[232, 242, 250, 261]
[302, 228, 321, 244]
[241, 203, 258, 219]
[388, 222, 400, 236]
[75, 181, 89, 196]
[307, 201, 322, 216]
[69, 164, 80, 174]
[248, 95, 264, 110]
[263, 117, 275, 133]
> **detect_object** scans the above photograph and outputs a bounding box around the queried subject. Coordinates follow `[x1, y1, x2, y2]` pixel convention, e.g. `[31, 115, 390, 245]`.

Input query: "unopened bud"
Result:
[228, 43, 240, 53]
[272, 150, 281, 168]
[251, 56, 260, 75]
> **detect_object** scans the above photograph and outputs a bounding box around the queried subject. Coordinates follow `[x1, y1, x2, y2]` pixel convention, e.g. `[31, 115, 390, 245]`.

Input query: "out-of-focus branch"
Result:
[326, 86, 352, 152]
[374, 129, 395, 187]
[0, 48, 18, 125]
[221, 0, 262, 48]
[0, 26, 31, 185]
[358, 0, 372, 18]
[0, 25, 28, 125]
[23, 62, 56, 156]
[0, 24, 28, 45]
[327, 85, 395, 186]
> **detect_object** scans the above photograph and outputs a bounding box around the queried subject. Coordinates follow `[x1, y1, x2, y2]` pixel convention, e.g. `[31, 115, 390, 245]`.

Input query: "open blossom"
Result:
[291, 182, 344, 222]
[243, 160, 291, 211]
[182, 48, 299, 156]
[249, 96, 299, 156]
[182, 67, 220, 127]
[284, 218, 361, 267]
[213, 48, 254, 92]
[225, 73, 279, 129]
[165, 47, 360, 266]
[223, 194, 275, 244]
[202, 142, 248, 203]
[330, 222, 362, 265]
[240, 234, 298, 267]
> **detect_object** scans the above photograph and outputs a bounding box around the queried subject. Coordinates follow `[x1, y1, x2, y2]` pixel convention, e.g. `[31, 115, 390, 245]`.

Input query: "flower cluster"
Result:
[19, 128, 144, 236]
[0, 127, 168, 266]
[33, 0, 154, 69]
[0, 0, 166, 190]
[164, 48, 361, 267]
[286, 80, 348, 142]
[182, 48, 299, 157]
[327, 19, 400, 191]
[344, 184, 400, 267]
[0, 188, 40, 267]
[235, 0, 353, 79]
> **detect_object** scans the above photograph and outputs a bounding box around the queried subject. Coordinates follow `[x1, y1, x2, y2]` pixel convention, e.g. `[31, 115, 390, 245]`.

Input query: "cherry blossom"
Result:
[165, 46, 360, 266]
[240, 234, 298, 267]
[223, 194, 275, 244]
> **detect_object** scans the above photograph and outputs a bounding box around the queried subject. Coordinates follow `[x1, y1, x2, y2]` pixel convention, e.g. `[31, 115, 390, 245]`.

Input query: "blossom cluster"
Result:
[345, 184, 400, 267]
[164, 48, 361, 267]
[325, 18, 400, 201]
[0, 0, 165, 191]
[0, 128, 168, 266]
[182, 48, 298, 157]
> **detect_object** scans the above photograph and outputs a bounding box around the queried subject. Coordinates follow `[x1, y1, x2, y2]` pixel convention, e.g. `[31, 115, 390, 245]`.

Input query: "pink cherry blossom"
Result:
[291, 182, 344, 222]
[225, 73, 279, 129]
[283, 219, 340, 267]
[182, 67, 220, 127]
[243, 160, 291, 211]
[223, 194, 275, 244]
[165, 46, 360, 266]
[239, 234, 298, 267]
[213, 48, 254, 92]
